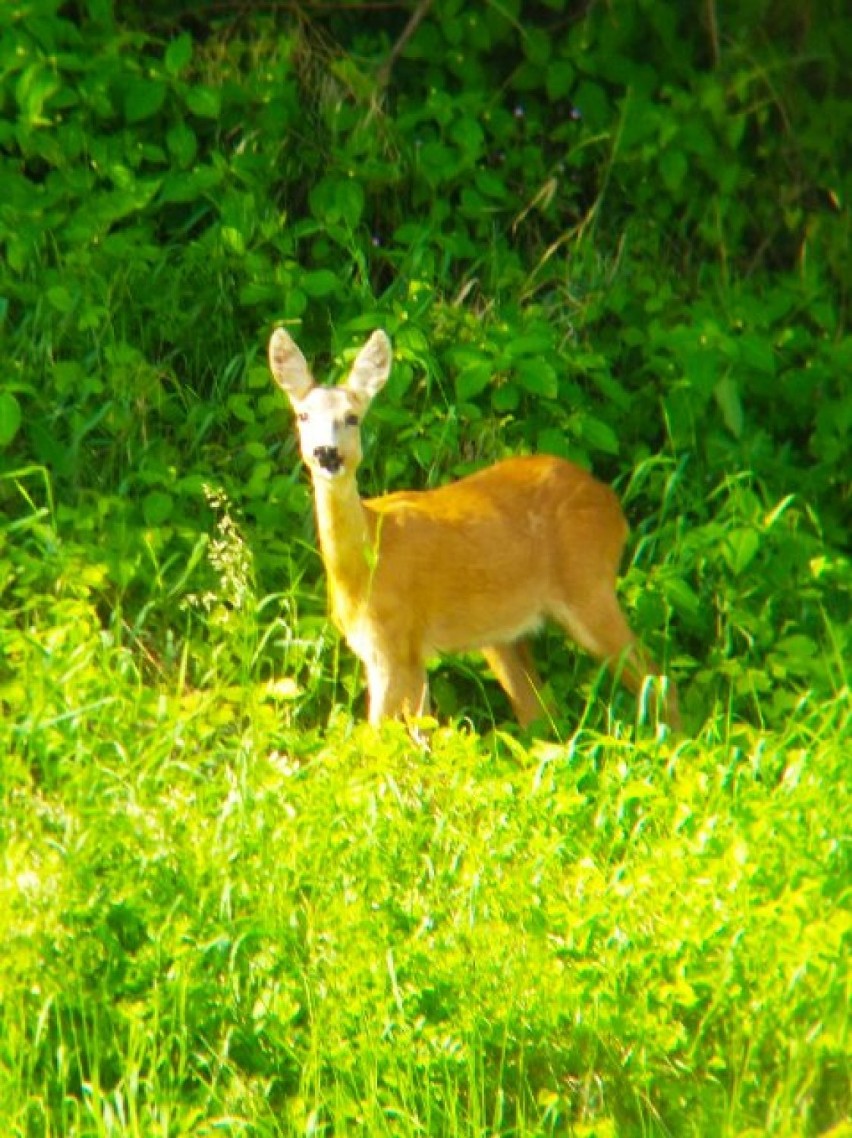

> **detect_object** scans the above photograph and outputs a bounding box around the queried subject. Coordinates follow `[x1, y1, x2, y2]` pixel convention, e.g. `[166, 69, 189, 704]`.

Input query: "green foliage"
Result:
[1, 0, 850, 1132]
[1, 608, 850, 1135]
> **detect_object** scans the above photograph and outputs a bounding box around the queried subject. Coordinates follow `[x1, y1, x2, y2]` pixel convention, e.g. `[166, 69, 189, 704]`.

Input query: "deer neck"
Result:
[311, 472, 375, 621]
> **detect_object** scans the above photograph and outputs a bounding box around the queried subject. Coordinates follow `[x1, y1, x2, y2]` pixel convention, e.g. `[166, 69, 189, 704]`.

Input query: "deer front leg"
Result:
[364, 650, 429, 725]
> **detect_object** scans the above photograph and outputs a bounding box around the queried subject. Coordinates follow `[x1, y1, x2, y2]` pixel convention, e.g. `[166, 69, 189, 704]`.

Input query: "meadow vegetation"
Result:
[0, 0, 849, 1134]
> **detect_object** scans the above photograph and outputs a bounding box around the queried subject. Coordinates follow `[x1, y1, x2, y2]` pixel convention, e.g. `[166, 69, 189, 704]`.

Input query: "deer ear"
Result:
[346, 331, 392, 404]
[269, 328, 314, 404]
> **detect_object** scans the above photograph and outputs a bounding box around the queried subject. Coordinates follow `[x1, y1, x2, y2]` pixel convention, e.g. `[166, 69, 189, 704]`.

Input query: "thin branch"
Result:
[705, 0, 720, 67]
[377, 0, 434, 89]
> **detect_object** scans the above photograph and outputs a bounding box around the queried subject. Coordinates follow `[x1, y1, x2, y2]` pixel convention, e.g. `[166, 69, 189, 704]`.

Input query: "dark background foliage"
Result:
[1, 0, 849, 727]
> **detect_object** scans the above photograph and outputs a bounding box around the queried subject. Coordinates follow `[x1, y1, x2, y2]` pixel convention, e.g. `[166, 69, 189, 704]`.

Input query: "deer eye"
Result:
[344, 412, 360, 427]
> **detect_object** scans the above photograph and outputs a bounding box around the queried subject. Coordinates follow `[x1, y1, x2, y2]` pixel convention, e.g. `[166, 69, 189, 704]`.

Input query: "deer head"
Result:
[268, 328, 392, 481]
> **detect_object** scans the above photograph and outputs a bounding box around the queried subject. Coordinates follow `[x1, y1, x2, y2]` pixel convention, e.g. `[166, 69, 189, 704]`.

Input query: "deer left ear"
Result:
[346, 331, 392, 403]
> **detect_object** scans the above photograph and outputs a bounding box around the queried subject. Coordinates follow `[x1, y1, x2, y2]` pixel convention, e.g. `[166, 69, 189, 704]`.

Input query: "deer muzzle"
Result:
[313, 446, 343, 475]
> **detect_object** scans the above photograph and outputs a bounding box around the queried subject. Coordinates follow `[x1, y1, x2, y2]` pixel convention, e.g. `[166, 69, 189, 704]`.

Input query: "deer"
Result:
[268, 327, 681, 732]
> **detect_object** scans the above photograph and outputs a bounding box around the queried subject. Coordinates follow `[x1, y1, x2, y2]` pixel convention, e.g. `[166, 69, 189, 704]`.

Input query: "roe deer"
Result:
[269, 327, 680, 730]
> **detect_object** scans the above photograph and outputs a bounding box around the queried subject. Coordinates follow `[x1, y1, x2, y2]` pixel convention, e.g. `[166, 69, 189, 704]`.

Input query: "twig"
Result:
[377, 0, 434, 89]
[705, 0, 720, 67]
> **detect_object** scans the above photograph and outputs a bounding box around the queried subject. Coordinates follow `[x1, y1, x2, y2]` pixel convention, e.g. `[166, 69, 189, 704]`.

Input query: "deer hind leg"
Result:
[554, 590, 681, 729]
[482, 640, 548, 727]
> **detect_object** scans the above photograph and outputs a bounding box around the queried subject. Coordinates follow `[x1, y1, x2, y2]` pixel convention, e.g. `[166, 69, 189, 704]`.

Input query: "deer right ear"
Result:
[268, 328, 314, 404]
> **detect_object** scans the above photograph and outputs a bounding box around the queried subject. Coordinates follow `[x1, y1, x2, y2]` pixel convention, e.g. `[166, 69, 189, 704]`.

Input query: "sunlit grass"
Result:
[1, 568, 848, 1136]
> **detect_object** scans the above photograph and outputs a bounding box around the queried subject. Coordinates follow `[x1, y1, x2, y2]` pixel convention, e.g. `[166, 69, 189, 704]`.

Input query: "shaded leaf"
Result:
[124, 78, 167, 123]
[0, 392, 22, 447]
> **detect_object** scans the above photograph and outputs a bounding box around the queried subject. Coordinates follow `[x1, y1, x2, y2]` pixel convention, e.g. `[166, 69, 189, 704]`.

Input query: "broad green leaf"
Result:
[492, 383, 520, 412]
[158, 166, 222, 203]
[515, 360, 558, 399]
[524, 27, 551, 65]
[283, 288, 307, 318]
[245, 462, 273, 497]
[227, 393, 255, 424]
[143, 491, 174, 526]
[309, 177, 364, 227]
[684, 346, 719, 395]
[714, 376, 744, 438]
[221, 226, 246, 254]
[572, 80, 608, 129]
[738, 334, 776, 376]
[449, 116, 485, 158]
[535, 426, 573, 459]
[546, 60, 575, 100]
[660, 148, 688, 193]
[239, 282, 279, 307]
[302, 270, 340, 298]
[46, 285, 75, 313]
[455, 364, 492, 402]
[505, 331, 554, 359]
[0, 392, 22, 447]
[474, 169, 509, 200]
[663, 577, 701, 617]
[166, 122, 197, 167]
[580, 415, 620, 454]
[722, 527, 760, 576]
[185, 85, 222, 118]
[15, 64, 60, 124]
[123, 78, 167, 124]
[165, 33, 193, 76]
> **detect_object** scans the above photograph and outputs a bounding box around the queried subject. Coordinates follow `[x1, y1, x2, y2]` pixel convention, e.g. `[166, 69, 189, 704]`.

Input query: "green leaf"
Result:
[166, 122, 197, 167]
[505, 331, 553, 359]
[159, 166, 222, 204]
[309, 177, 364, 227]
[714, 376, 744, 438]
[0, 392, 22, 447]
[663, 577, 701, 618]
[455, 364, 492, 402]
[572, 80, 608, 130]
[221, 226, 246, 254]
[302, 270, 340, 298]
[227, 393, 256, 424]
[165, 33, 193, 77]
[535, 426, 573, 459]
[185, 85, 222, 118]
[738, 335, 776, 376]
[492, 383, 520, 412]
[660, 149, 688, 193]
[722, 528, 760, 576]
[546, 60, 575, 100]
[124, 78, 167, 124]
[46, 285, 75, 313]
[524, 28, 551, 66]
[515, 360, 558, 399]
[15, 64, 60, 125]
[449, 116, 485, 159]
[143, 491, 174, 526]
[579, 415, 620, 454]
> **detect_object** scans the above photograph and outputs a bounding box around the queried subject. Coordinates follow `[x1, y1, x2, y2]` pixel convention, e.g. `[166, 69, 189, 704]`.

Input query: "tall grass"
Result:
[1, 534, 848, 1136]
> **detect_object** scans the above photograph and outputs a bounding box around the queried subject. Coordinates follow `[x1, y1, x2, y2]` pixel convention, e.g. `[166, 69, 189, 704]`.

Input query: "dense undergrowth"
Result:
[0, 0, 850, 1134]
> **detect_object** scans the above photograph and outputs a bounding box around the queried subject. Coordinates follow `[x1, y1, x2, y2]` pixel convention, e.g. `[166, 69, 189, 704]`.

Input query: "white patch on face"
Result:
[293, 387, 364, 479]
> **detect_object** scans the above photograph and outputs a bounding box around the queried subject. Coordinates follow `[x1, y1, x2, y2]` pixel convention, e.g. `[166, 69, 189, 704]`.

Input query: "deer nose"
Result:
[314, 446, 343, 474]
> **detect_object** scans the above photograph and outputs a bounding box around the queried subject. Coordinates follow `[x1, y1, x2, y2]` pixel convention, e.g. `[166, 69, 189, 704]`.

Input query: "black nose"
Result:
[314, 446, 343, 473]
